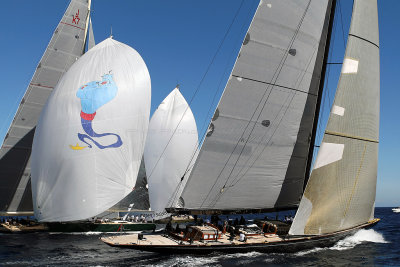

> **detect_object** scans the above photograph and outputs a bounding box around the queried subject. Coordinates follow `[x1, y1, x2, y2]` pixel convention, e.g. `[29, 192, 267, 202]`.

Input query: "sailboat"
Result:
[144, 86, 198, 221]
[0, 0, 92, 217]
[101, 0, 381, 253]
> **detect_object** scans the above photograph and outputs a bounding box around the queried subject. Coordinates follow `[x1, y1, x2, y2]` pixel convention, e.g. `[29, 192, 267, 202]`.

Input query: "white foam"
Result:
[295, 229, 388, 256]
[331, 229, 387, 250]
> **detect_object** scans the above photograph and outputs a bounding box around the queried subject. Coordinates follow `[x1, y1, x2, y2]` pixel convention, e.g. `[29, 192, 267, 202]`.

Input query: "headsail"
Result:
[144, 87, 198, 219]
[290, 0, 379, 235]
[0, 0, 91, 215]
[31, 38, 151, 222]
[176, 0, 333, 212]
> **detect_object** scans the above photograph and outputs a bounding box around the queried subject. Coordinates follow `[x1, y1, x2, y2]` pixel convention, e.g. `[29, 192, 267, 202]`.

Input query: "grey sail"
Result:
[290, 0, 379, 235]
[88, 18, 96, 50]
[0, 0, 91, 214]
[177, 0, 332, 212]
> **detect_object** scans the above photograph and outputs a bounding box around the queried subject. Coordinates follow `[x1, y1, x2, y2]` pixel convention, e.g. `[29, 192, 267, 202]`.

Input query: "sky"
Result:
[0, 0, 398, 207]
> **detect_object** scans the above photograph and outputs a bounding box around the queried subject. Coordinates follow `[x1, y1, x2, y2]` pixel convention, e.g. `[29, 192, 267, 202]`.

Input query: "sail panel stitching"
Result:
[60, 21, 86, 31]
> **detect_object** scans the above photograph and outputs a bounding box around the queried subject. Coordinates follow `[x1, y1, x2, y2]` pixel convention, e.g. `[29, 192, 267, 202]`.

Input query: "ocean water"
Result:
[0, 207, 398, 266]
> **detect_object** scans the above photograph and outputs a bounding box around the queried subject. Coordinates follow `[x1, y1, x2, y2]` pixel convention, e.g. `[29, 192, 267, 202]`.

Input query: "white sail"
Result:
[144, 87, 198, 219]
[290, 0, 379, 235]
[31, 38, 151, 222]
[0, 0, 91, 215]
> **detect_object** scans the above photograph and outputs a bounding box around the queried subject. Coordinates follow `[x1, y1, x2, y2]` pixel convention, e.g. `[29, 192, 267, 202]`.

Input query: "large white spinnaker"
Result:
[144, 87, 198, 220]
[31, 38, 151, 222]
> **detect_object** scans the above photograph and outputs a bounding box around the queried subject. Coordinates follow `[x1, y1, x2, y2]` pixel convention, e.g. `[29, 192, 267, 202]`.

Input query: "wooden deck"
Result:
[101, 232, 284, 247]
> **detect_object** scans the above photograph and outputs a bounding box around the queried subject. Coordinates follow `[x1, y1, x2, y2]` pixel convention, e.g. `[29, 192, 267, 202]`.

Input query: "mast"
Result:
[0, 0, 91, 216]
[303, 0, 337, 191]
[290, 0, 379, 235]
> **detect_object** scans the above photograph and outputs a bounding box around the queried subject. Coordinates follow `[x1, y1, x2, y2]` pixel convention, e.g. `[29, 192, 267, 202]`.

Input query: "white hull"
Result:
[392, 208, 400, 213]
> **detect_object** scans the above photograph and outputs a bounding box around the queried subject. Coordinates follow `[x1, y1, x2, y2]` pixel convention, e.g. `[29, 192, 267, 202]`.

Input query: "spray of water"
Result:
[295, 229, 387, 256]
[331, 229, 387, 250]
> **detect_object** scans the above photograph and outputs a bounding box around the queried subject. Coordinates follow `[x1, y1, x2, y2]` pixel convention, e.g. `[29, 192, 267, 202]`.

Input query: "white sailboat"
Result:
[102, 0, 381, 253]
[144, 86, 198, 221]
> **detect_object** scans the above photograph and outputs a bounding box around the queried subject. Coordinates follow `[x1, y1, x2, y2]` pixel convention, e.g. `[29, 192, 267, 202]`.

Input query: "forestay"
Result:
[144, 87, 198, 219]
[0, 0, 91, 214]
[290, 0, 379, 235]
[178, 0, 332, 212]
[31, 38, 151, 222]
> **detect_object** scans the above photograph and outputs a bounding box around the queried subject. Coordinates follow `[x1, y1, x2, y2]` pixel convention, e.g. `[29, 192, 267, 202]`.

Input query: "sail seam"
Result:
[231, 75, 317, 97]
[348, 34, 379, 49]
[325, 131, 378, 143]
[60, 21, 86, 31]
[29, 83, 54, 90]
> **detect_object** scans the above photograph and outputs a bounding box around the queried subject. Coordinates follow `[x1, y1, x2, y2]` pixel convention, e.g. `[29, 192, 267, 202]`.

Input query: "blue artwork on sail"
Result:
[71, 73, 122, 150]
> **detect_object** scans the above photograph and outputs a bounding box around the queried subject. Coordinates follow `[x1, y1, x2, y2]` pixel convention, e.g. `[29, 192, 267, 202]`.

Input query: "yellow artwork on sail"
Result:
[69, 143, 87, 150]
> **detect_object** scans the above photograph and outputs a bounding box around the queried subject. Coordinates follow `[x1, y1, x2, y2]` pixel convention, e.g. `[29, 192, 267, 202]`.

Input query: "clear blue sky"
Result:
[0, 0, 398, 207]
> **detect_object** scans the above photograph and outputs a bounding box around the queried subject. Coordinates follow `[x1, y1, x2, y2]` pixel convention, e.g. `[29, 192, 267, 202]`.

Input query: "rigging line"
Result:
[180, 0, 257, 182]
[201, 0, 312, 208]
[224, 35, 321, 189]
[337, 0, 347, 49]
[145, 0, 246, 182]
[219, 0, 312, 192]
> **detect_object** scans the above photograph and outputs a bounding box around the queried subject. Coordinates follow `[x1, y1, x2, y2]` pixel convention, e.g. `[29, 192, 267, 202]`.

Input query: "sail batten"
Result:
[290, 0, 379, 235]
[176, 0, 332, 212]
[0, 0, 91, 214]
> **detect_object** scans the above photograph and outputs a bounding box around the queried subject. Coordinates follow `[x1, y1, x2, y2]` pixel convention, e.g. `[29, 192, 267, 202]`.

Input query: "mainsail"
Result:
[0, 0, 91, 215]
[290, 0, 379, 235]
[144, 87, 198, 219]
[31, 38, 151, 222]
[176, 0, 334, 212]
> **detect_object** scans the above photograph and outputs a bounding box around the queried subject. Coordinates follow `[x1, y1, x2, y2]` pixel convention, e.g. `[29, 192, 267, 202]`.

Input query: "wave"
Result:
[295, 229, 388, 256]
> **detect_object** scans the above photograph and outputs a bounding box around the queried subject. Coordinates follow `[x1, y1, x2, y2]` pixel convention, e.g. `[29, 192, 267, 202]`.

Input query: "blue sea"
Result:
[0, 207, 398, 266]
